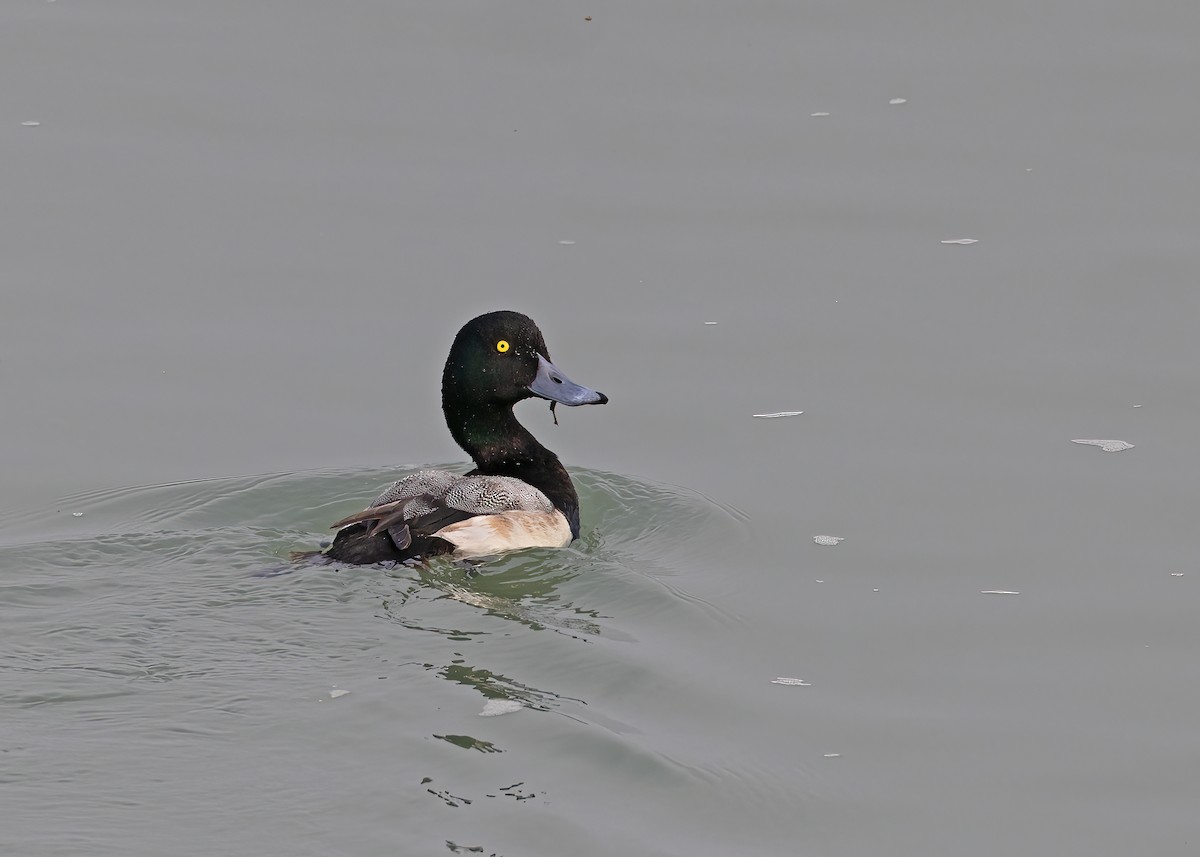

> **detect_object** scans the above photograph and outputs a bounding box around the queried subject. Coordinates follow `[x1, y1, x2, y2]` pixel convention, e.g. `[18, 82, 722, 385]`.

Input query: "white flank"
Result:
[438, 510, 572, 558]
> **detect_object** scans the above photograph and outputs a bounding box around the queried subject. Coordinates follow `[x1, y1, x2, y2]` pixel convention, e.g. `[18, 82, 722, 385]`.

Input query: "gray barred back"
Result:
[371, 469, 555, 519]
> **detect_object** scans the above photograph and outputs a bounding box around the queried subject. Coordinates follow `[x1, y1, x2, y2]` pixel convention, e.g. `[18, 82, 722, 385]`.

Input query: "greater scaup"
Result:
[313, 311, 607, 565]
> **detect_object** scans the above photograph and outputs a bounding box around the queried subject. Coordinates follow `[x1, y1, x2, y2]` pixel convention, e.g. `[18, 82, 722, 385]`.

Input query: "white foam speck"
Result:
[1072, 439, 1134, 453]
[889, 97, 907, 105]
[771, 677, 811, 686]
[753, 411, 803, 419]
[823, 753, 842, 758]
[941, 238, 978, 245]
[558, 240, 576, 245]
[1132, 404, 1143, 408]
[704, 321, 718, 325]
[479, 699, 523, 717]
[72, 512, 84, 517]
[813, 535, 843, 546]
[981, 590, 1020, 596]
[1171, 573, 1184, 577]
[810, 112, 830, 117]
[329, 688, 350, 699]
[22, 121, 41, 127]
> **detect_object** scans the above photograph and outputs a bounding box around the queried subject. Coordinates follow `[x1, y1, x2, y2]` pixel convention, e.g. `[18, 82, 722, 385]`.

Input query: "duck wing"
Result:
[323, 471, 556, 563]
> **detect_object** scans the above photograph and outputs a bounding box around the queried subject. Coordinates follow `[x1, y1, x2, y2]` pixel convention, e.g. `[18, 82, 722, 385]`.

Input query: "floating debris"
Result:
[329, 688, 350, 699]
[771, 677, 811, 686]
[21, 120, 41, 127]
[941, 238, 978, 245]
[810, 112, 831, 117]
[813, 535, 843, 546]
[557, 240, 576, 245]
[889, 97, 908, 105]
[479, 699, 523, 717]
[752, 411, 803, 419]
[1071, 439, 1134, 453]
[981, 590, 1020, 596]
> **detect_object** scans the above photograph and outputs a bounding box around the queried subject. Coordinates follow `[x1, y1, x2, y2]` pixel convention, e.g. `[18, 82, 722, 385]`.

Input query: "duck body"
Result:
[318, 311, 607, 565]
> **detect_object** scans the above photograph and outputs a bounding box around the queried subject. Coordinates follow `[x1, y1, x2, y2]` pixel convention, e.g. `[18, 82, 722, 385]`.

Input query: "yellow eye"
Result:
[496, 340, 510, 353]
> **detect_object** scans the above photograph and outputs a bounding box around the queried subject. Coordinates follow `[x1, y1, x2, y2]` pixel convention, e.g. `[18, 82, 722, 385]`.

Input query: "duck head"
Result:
[442, 310, 608, 411]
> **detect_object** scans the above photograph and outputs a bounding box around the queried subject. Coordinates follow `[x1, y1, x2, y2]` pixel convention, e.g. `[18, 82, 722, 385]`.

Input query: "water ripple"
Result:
[0, 465, 768, 854]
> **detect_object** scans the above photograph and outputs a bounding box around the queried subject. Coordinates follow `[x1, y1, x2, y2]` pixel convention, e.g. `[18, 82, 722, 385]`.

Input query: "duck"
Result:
[313, 310, 608, 565]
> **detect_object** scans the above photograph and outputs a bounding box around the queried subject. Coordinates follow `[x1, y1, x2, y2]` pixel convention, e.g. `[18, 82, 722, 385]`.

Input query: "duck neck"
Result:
[443, 400, 582, 536]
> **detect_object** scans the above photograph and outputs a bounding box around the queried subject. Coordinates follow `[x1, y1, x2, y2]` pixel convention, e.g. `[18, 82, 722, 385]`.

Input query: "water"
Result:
[2, 469, 749, 856]
[4, 1, 1200, 855]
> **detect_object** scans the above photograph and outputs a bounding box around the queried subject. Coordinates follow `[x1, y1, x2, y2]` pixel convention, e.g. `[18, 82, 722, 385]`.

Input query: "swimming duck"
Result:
[316, 311, 608, 565]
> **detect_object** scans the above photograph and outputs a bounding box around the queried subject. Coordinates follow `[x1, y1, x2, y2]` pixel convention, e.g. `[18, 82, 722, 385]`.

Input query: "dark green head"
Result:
[441, 311, 606, 535]
[442, 311, 608, 413]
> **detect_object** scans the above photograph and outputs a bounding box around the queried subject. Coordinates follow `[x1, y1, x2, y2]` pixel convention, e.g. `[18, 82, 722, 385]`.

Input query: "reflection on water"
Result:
[439, 660, 586, 713]
[432, 733, 502, 753]
[382, 555, 597, 639]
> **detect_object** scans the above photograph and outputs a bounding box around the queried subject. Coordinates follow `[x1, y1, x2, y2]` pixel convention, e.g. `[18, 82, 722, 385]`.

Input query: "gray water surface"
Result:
[3, 2, 1199, 855]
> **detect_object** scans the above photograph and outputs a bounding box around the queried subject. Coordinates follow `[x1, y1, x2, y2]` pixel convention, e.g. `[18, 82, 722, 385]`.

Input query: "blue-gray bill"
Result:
[528, 354, 608, 407]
